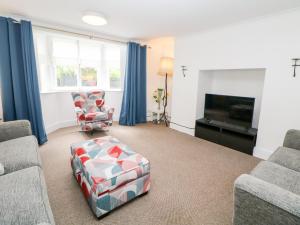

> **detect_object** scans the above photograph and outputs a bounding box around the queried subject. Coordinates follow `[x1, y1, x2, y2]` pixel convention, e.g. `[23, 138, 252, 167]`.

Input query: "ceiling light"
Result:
[82, 12, 107, 26]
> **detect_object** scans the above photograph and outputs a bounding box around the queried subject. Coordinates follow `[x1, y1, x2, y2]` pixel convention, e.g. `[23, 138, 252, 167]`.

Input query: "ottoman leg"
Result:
[139, 191, 149, 198]
[97, 212, 110, 220]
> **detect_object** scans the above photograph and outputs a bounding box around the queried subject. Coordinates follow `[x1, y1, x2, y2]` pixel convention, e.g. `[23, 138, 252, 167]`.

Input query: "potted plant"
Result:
[153, 88, 164, 110]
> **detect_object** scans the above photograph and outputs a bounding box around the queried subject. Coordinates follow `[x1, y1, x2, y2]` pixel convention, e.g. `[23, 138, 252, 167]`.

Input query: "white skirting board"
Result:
[253, 146, 273, 160]
[169, 122, 195, 136]
[45, 119, 77, 134]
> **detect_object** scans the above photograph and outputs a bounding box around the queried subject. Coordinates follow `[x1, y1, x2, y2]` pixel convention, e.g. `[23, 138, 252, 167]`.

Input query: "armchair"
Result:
[233, 129, 300, 225]
[71, 91, 114, 132]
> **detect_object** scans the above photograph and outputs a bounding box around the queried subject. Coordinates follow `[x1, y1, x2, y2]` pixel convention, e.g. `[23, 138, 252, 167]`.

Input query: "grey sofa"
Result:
[0, 120, 55, 225]
[234, 129, 300, 225]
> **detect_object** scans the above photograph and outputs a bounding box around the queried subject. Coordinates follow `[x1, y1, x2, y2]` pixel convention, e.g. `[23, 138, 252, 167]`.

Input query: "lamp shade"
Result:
[158, 57, 174, 76]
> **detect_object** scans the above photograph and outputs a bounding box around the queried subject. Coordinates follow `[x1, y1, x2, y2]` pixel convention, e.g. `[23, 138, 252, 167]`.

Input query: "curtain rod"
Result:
[32, 24, 128, 45]
[10, 18, 151, 48]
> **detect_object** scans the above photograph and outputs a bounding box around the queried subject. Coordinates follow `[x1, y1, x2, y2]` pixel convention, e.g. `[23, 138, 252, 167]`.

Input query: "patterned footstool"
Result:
[70, 136, 150, 218]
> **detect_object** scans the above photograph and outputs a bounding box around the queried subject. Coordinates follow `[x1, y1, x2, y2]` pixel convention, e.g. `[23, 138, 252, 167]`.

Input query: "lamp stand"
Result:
[160, 73, 169, 126]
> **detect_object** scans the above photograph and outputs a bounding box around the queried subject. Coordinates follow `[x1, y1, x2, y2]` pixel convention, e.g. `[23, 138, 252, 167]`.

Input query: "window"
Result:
[34, 30, 126, 92]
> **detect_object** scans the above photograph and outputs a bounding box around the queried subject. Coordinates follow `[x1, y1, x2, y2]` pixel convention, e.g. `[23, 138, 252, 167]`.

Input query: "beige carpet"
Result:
[40, 123, 260, 225]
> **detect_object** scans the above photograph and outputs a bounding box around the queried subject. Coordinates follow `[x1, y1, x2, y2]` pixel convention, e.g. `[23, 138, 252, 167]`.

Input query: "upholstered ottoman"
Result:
[70, 136, 150, 218]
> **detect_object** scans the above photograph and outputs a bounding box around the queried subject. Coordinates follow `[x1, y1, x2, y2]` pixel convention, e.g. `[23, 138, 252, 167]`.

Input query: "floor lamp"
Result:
[158, 57, 174, 126]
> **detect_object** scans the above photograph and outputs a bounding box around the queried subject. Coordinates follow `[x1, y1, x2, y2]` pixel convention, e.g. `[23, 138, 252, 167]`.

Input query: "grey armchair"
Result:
[233, 129, 300, 225]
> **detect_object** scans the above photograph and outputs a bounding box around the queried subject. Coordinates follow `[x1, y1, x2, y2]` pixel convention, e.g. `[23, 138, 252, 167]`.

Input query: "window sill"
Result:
[40, 89, 123, 94]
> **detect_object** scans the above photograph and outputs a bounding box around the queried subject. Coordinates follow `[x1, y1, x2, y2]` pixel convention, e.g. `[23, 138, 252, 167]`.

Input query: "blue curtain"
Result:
[0, 17, 47, 144]
[119, 42, 147, 126]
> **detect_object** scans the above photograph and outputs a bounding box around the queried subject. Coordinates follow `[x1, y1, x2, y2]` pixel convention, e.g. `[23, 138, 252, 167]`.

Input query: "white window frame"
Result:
[34, 29, 127, 93]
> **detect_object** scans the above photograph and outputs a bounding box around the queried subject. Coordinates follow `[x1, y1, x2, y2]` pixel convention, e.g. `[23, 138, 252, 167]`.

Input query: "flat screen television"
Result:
[204, 94, 255, 128]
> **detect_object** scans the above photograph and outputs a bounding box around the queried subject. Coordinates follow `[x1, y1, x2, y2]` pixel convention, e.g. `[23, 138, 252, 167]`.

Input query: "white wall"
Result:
[171, 9, 300, 159]
[41, 91, 123, 134]
[146, 37, 175, 118]
[197, 69, 266, 128]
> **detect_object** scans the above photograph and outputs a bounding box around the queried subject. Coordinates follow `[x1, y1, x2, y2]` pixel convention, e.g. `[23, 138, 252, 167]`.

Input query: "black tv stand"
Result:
[195, 118, 257, 155]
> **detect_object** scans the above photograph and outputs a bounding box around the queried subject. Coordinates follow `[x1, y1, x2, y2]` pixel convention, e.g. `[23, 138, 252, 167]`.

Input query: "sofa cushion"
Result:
[85, 111, 108, 121]
[0, 120, 32, 142]
[0, 135, 42, 174]
[268, 146, 300, 172]
[71, 91, 105, 113]
[0, 166, 55, 225]
[251, 161, 300, 195]
[283, 129, 300, 150]
[0, 163, 4, 175]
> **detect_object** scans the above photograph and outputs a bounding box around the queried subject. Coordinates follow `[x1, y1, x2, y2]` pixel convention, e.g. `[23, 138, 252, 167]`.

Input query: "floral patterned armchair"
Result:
[71, 91, 114, 132]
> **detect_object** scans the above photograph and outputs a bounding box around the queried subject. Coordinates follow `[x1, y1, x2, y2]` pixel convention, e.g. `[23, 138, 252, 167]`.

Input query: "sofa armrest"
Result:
[233, 174, 300, 225]
[283, 129, 300, 150]
[0, 120, 32, 142]
[102, 106, 114, 120]
[74, 107, 86, 122]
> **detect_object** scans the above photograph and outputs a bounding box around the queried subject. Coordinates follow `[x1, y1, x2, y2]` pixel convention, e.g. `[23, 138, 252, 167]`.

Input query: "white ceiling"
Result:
[1, 0, 300, 40]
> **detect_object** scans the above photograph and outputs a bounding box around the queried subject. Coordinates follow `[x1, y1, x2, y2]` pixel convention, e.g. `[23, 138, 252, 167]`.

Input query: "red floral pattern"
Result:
[70, 136, 150, 217]
[71, 91, 114, 132]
